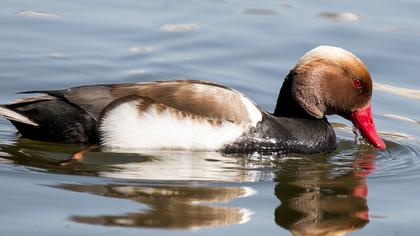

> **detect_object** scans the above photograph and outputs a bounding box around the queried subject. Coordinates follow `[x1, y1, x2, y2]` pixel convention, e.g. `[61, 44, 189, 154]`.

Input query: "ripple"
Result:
[242, 9, 279, 16]
[381, 130, 416, 141]
[126, 68, 146, 75]
[368, 140, 420, 182]
[160, 23, 198, 32]
[374, 82, 420, 100]
[384, 26, 420, 34]
[47, 53, 66, 59]
[274, 124, 420, 185]
[383, 113, 419, 125]
[16, 10, 62, 19]
[318, 12, 361, 22]
[332, 134, 420, 183]
[128, 46, 154, 54]
[203, 0, 226, 3]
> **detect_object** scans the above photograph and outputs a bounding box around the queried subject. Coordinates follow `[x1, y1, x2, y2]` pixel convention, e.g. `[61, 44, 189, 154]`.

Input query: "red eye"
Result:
[353, 79, 363, 88]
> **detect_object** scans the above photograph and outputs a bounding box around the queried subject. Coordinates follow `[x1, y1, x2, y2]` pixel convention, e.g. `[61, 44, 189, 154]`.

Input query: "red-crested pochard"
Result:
[0, 46, 386, 154]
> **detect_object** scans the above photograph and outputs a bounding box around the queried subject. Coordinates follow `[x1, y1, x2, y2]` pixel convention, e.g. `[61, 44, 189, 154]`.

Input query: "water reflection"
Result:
[56, 183, 254, 229]
[0, 139, 260, 229]
[3, 138, 416, 233]
[96, 150, 262, 181]
[274, 152, 374, 236]
[0, 139, 263, 181]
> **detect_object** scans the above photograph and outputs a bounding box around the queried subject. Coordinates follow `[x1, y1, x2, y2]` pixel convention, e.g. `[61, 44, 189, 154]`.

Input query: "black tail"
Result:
[0, 97, 98, 143]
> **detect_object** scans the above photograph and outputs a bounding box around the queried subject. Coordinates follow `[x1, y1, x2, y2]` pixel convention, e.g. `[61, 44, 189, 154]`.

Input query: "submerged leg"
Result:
[60, 145, 100, 165]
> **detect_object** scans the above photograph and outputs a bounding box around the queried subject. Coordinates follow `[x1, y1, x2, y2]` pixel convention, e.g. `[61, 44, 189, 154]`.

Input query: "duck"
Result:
[0, 46, 386, 154]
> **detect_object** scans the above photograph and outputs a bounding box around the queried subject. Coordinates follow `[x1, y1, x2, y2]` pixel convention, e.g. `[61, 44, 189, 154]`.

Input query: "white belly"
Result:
[99, 100, 246, 151]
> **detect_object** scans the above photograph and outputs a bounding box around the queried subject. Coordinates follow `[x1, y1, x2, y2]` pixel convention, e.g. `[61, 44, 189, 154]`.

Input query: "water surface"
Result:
[1, 0, 420, 235]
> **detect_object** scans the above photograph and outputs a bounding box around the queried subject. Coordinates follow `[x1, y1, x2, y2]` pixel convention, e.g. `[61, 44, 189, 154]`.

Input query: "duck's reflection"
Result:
[0, 140, 258, 229]
[95, 150, 261, 182]
[0, 139, 261, 182]
[274, 152, 375, 236]
[1, 138, 377, 232]
[56, 183, 254, 229]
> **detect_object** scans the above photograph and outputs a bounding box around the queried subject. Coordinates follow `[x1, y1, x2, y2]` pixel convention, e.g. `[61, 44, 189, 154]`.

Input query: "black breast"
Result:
[223, 114, 337, 154]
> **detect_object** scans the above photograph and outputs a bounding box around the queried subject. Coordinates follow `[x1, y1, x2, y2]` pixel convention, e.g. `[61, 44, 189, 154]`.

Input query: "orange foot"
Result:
[60, 145, 100, 166]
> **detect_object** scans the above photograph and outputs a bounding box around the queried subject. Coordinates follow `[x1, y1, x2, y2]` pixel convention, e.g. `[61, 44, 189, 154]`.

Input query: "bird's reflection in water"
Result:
[274, 151, 375, 236]
[0, 139, 262, 182]
[0, 139, 377, 232]
[0, 140, 258, 229]
[56, 183, 254, 229]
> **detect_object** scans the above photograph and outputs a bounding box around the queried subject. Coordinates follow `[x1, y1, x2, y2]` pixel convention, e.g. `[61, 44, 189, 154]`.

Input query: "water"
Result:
[1, 0, 420, 235]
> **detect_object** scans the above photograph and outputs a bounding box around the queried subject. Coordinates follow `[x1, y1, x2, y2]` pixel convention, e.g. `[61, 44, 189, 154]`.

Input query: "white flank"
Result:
[240, 95, 262, 126]
[99, 100, 245, 150]
[0, 106, 38, 126]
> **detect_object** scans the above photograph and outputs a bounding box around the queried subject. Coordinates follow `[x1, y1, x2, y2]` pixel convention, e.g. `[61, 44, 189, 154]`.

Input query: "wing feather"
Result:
[20, 80, 261, 126]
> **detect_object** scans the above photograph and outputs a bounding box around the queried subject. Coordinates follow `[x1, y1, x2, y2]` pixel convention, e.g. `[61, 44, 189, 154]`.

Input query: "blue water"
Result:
[1, 0, 420, 235]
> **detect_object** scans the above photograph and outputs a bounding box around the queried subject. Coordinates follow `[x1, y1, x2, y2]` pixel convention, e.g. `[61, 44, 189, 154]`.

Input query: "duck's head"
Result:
[275, 45, 386, 149]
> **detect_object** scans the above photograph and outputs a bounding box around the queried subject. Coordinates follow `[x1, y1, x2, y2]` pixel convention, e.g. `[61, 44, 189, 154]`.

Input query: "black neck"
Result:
[273, 70, 314, 119]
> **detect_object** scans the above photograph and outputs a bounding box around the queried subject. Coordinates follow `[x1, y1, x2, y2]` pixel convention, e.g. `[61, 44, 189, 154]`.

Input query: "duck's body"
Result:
[1, 80, 335, 153]
[0, 46, 385, 153]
